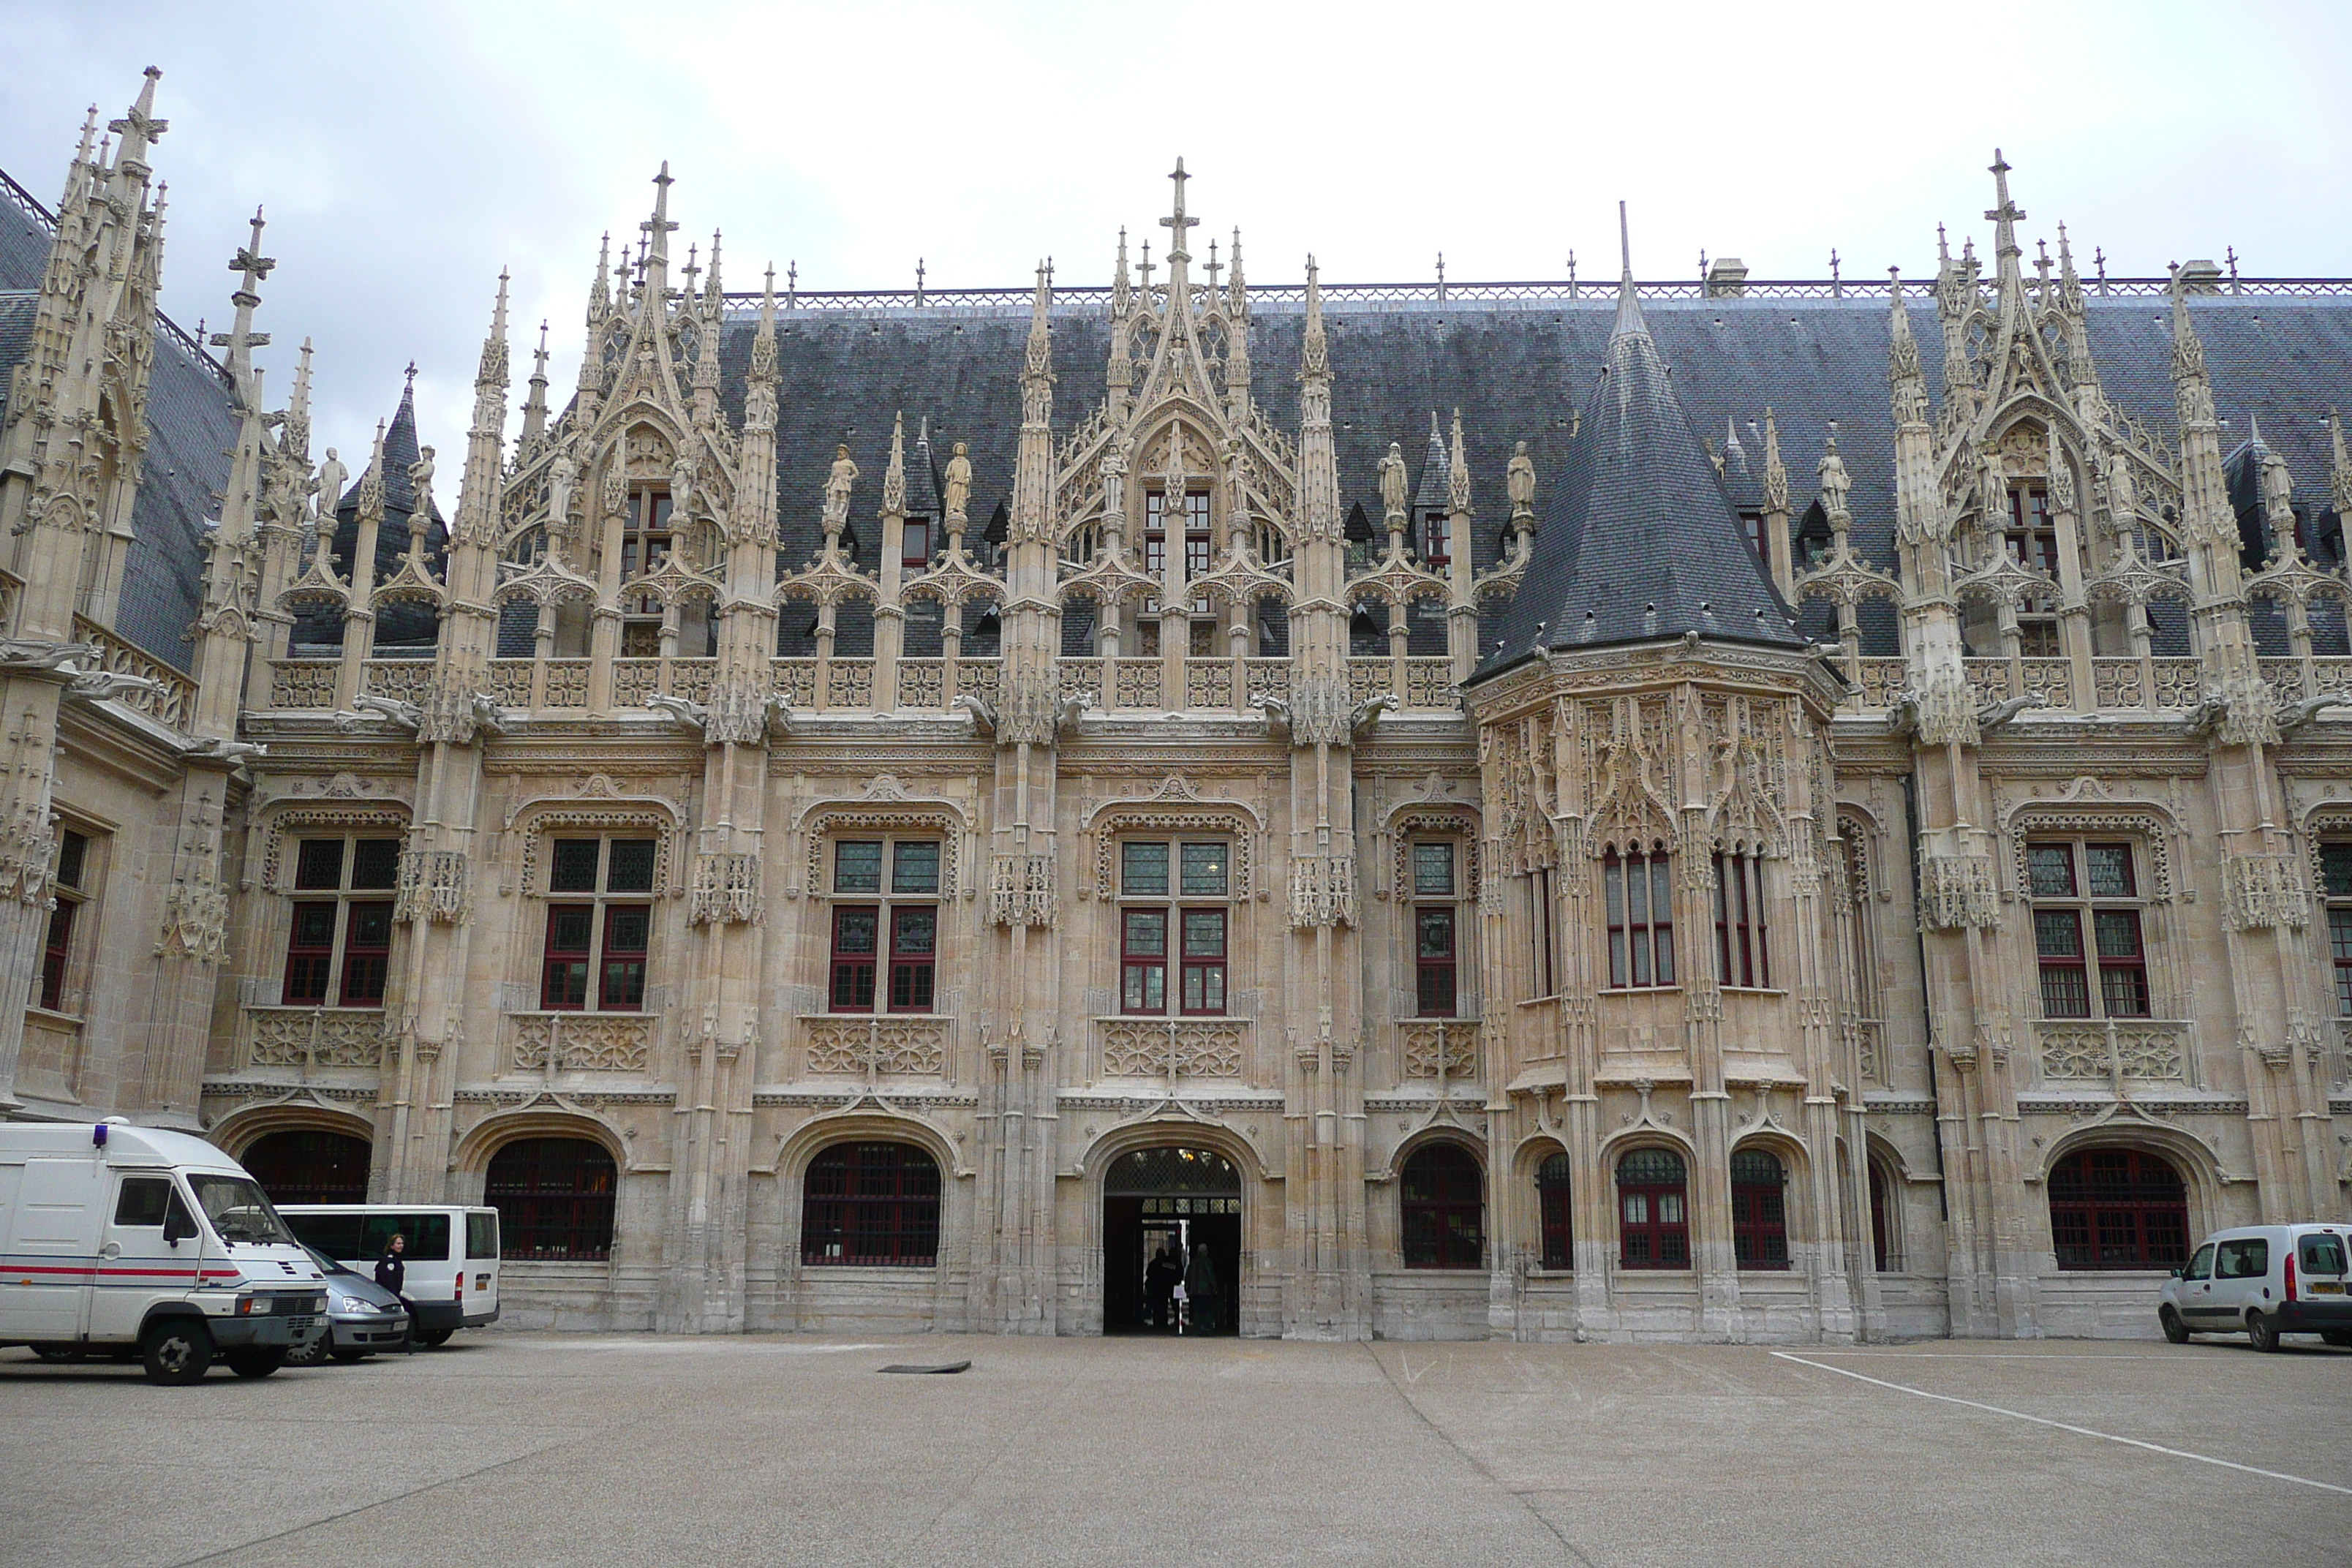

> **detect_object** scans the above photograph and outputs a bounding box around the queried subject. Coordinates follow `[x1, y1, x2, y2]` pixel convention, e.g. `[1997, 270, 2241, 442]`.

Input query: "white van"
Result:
[276, 1205, 500, 1346]
[1, 1119, 327, 1382]
[2157, 1224, 2352, 1351]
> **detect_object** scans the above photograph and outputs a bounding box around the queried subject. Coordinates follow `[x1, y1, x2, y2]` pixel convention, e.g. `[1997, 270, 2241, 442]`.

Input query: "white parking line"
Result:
[1771, 1351, 2352, 1497]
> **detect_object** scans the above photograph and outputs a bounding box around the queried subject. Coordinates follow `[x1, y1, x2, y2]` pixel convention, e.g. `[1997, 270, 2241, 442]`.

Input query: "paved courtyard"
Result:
[2, 1332, 2345, 1566]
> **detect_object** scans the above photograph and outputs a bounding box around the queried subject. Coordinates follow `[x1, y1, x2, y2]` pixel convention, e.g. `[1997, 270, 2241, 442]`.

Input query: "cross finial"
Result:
[1205, 238, 1221, 290]
[916, 256, 926, 300]
[1985, 148, 2025, 255]
[1160, 157, 1196, 262]
[1618, 201, 1632, 279]
[230, 206, 274, 293]
[404, 361, 418, 392]
[681, 241, 701, 293]
[1139, 239, 1153, 290]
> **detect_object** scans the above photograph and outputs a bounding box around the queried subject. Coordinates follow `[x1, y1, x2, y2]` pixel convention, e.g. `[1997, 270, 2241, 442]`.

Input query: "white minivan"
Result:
[2157, 1224, 2352, 1351]
[1, 1119, 327, 1382]
[276, 1205, 500, 1346]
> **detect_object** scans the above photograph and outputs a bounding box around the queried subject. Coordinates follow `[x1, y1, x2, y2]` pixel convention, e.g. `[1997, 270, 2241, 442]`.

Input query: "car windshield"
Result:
[186, 1174, 294, 1247]
[305, 1245, 358, 1278]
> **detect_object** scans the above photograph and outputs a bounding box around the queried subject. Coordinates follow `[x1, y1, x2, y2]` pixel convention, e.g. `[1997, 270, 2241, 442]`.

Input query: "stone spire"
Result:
[1107, 229, 1134, 417]
[1887, 268, 1930, 427]
[1474, 203, 1803, 671]
[521, 320, 551, 447]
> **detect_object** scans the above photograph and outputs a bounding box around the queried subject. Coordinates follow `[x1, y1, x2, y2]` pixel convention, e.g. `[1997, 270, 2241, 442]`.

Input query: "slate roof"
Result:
[1476, 278, 1808, 676]
[1, 167, 235, 671]
[698, 284, 2352, 665]
[306, 378, 447, 649]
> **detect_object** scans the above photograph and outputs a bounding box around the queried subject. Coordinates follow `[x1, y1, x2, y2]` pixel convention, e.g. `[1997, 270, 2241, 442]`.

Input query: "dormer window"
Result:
[1421, 512, 1450, 568]
[902, 515, 931, 568]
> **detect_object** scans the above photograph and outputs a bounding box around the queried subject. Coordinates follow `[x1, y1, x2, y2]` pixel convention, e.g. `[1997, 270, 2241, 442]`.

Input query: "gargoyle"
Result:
[1352, 691, 1399, 734]
[951, 690, 997, 735]
[1975, 691, 2048, 733]
[184, 736, 266, 763]
[350, 692, 423, 732]
[1248, 692, 1291, 739]
[64, 668, 165, 704]
[646, 691, 709, 734]
[0, 638, 100, 672]
[2274, 693, 2345, 734]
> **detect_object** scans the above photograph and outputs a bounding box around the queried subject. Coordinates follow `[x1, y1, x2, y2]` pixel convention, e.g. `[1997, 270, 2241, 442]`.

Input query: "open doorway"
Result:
[1102, 1145, 1242, 1336]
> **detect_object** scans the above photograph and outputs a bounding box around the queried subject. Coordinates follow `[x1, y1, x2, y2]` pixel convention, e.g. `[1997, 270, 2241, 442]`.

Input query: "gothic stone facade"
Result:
[6, 80, 2350, 1341]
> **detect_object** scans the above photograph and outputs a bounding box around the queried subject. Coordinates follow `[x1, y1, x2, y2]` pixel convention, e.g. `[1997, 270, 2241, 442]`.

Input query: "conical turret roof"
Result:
[1473, 263, 1803, 679]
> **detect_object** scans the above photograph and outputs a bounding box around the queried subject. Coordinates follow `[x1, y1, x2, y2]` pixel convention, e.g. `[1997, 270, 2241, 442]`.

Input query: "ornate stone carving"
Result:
[2037, 1019, 2186, 1082]
[512, 1013, 652, 1074]
[2223, 853, 2305, 931]
[987, 852, 1055, 927]
[1289, 851, 1357, 929]
[803, 1015, 946, 1076]
[395, 847, 470, 924]
[246, 1007, 388, 1069]
[1099, 1017, 1244, 1078]
[804, 809, 961, 900]
[1918, 851, 1999, 930]
[689, 851, 761, 925]
[1401, 1020, 1479, 1079]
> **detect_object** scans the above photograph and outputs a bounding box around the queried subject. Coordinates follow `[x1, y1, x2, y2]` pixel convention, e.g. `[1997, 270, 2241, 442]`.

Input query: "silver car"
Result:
[283, 1246, 411, 1365]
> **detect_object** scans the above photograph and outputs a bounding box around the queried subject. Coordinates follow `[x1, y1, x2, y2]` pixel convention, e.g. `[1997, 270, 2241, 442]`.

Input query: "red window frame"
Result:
[1421, 511, 1450, 568]
[2095, 908, 2149, 1017]
[1730, 1150, 1790, 1270]
[599, 905, 650, 1011]
[2048, 1147, 2189, 1270]
[1415, 905, 1457, 1017]
[337, 900, 395, 1007]
[540, 904, 594, 1010]
[1179, 908, 1226, 1016]
[829, 905, 879, 1012]
[1616, 1148, 1689, 1269]
[887, 905, 937, 1013]
[801, 1141, 941, 1266]
[38, 899, 75, 1012]
[1399, 1142, 1484, 1269]
[902, 516, 931, 568]
[2007, 484, 2057, 573]
[2030, 841, 2149, 1020]
[1537, 1152, 1572, 1270]
[486, 1137, 617, 1261]
[1714, 851, 1769, 988]
[282, 900, 339, 1006]
[2332, 907, 2352, 1017]
[1604, 845, 1675, 990]
[1122, 908, 1167, 1014]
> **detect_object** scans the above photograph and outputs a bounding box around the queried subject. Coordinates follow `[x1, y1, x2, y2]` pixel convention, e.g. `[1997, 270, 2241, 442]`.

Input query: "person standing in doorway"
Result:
[1184, 1240, 1221, 1336]
[1145, 1240, 1182, 1331]
[374, 1232, 418, 1354]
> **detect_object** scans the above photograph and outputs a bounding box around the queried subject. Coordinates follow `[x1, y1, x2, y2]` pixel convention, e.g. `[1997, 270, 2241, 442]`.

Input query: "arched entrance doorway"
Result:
[1104, 1145, 1241, 1336]
[241, 1128, 372, 1205]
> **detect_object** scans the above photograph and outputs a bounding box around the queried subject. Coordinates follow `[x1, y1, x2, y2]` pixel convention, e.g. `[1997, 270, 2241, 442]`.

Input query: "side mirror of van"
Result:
[162, 1208, 192, 1248]
[2170, 1266, 2183, 1278]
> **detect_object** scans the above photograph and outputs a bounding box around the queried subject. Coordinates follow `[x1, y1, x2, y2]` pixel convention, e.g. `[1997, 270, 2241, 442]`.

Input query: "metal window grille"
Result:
[1400, 1143, 1484, 1270]
[2047, 1148, 2188, 1270]
[801, 1142, 941, 1266]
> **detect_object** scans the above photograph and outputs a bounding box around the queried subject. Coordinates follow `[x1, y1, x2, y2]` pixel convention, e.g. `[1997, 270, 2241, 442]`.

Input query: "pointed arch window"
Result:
[1616, 1147, 1689, 1269]
[1603, 844, 1675, 990]
[1730, 1148, 1790, 1270]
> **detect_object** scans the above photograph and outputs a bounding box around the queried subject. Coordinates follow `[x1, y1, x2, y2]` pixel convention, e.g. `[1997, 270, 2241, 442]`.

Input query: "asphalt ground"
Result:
[2, 1331, 2345, 1567]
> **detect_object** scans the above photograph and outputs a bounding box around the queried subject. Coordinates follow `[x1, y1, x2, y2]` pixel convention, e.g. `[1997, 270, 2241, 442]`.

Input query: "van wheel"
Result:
[2160, 1308, 2191, 1344]
[226, 1349, 284, 1379]
[415, 1329, 453, 1348]
[141, 1320, 214, 1384]
[2245, 1311, 2281, 1352]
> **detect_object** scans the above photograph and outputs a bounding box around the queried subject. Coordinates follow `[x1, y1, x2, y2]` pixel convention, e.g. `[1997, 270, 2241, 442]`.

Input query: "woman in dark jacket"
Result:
[1183, 1241, 1221, 1335]
[374, 1233, 417, 1353]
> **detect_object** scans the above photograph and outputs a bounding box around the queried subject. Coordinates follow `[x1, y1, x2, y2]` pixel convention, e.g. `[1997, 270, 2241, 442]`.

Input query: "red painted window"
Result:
[2030, 841, 2149, 1020]
[902, 516, 931, 568]
[1421, 511, 1450, 568]
[1604, 845, 1675, 989]
[37, 828, 89, 1013]
[1714, 851, 1769, 988]
[541, 905, 593, 1009]
[1538, 1153, 1573, 1270]
[1730, 1149, 1790, 1270]
[830, 906, 879, 1011]
[1123, 908, 1168, 1014]
[1400, 1142, 1484, 1269]
[283, 902, 338, 1005]
[2048, 1148, 2188, 1270]
[337, 901, 394, 1007]
[2326, 845, 2352, 1014]
[1180, 909, 1226, 1015]
[1616, 1147, 1689, 1269]
[486, 1137, 616, 1261]
[38, 900, 75, 1012]
[600, 905, 649, 1011]
[888, 906, 936, 1012]
[801, 1141, 941, 1265]
[1415, 907, 1457, 1017]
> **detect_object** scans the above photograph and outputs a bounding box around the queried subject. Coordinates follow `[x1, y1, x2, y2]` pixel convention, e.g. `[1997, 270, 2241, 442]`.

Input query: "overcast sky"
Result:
[5, 1, 2348, 469]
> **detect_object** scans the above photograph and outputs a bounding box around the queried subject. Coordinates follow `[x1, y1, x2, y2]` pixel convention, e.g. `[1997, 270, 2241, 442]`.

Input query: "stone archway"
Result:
[1101, 1145, 1243, 1336]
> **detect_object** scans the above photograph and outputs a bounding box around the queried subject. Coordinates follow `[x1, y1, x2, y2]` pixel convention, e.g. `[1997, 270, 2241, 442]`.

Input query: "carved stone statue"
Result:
[548, 453, 578, 529]
[943, 441, 973, 524]
[1378, 441, 1409, 522]
[312, 448, 347, 527]
[407, 445, 435, 515]
[1507, 440, 1536, 518]
[825, 444, 859, 519]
